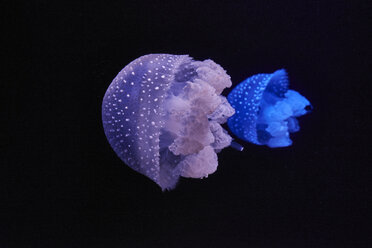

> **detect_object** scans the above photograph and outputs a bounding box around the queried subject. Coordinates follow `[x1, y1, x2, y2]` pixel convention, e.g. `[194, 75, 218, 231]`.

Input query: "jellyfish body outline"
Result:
[102, 54, 234, 190]
[227, 69, 311, 148]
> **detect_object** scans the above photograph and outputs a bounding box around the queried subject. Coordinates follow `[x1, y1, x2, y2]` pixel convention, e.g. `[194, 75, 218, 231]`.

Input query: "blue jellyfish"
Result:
[102, 54, 235, 190]
[227, 69, 311, 148]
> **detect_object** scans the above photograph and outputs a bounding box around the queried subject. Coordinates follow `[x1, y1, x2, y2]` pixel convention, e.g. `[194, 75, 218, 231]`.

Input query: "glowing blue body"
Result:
[227, 69, 311, 148]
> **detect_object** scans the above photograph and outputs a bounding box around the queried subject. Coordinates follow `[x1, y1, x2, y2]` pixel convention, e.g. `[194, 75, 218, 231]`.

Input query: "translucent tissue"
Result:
[227, 69, 312, 148]
[102, 54, 234, 190]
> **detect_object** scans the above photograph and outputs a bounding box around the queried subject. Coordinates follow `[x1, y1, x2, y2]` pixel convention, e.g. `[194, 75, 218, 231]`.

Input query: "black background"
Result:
[2, 0, 371, 247]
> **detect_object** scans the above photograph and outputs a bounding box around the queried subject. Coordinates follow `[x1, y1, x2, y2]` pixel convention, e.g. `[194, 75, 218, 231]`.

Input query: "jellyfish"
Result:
[102, 54, 235, 190]
[227, 69, 312, 148]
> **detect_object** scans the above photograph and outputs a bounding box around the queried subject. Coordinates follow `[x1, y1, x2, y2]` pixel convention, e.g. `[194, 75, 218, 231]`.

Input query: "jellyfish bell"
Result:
[102, 54, 235, 190]
[227, 69, 312, 148]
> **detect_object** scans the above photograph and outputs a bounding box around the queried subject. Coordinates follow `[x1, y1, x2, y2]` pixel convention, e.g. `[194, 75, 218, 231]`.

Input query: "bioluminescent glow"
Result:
[102, 55, 312, 190]
[227, 69, 312, 148]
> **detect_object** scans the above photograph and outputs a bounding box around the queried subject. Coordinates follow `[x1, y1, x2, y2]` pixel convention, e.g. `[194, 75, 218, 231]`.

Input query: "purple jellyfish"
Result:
[102, 54, 235, 190]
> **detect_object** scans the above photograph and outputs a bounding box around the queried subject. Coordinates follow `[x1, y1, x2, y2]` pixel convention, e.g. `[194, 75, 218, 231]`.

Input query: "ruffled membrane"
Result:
[102, 54, 234, 190]
[228, 69, 311, 148]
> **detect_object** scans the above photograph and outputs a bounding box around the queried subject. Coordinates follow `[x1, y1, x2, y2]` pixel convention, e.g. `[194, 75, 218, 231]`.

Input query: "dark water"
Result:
[2, 0, 370, 247]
